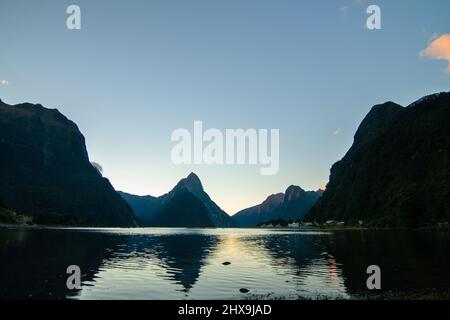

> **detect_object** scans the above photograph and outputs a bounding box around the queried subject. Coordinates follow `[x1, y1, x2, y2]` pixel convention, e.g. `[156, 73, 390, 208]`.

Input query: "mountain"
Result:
[232, 186, 323, 227]
[151, 188, 215, 227]
[305, 92, 450, 227]
[117, 191, 160, 221]
[119, 173, 236, 227]
[0, 99, 137, 227]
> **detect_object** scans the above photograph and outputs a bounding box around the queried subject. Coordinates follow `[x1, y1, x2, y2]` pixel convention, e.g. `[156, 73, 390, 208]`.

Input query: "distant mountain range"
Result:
[119, 173, 236, 227]
[232, 186, 323, 227]
[120, 176, 322, 228]
[305, 92, 450, 227]
[2, 91, 448, 228]
[0, 99, 137, 227]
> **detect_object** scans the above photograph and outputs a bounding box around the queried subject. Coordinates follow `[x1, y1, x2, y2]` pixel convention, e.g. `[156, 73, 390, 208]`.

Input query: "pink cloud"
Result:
[420, 34, 450, 72]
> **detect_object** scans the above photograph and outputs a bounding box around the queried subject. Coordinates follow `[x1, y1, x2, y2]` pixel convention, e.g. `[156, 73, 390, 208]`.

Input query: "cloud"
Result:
[420, 34, 450, 72]
[333, 128, 341, 136]
[0, 80, 9, 85]
[91, 162, 103, 175]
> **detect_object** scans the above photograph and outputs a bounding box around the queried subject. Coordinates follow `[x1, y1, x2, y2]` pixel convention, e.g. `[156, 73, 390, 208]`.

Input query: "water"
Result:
[0, 227, 449, 300]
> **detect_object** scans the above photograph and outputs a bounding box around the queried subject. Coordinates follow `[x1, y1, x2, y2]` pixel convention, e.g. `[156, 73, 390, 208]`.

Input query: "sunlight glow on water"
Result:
[75, 229, 347, 300]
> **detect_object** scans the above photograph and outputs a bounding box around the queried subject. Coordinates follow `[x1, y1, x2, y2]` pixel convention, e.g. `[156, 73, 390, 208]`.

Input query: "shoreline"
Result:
[0, 223, 48, 230]
[1, 223, 448, 232]
[243, 288, 450, 300]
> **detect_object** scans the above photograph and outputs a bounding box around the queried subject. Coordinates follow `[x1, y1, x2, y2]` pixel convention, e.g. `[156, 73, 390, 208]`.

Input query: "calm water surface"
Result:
[0, 228, 449, 299]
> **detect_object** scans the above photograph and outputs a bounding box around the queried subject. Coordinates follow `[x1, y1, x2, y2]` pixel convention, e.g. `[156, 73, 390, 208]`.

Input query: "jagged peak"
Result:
[285, 185, 305, 194]
[284, 185, 306, 201]
[175, 172, 204, 193]
[263, 193, 285, 204]
[187, 172, 200, 181]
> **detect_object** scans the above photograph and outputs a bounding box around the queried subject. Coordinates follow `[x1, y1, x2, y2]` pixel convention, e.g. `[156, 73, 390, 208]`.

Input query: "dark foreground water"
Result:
[0, 228, 449, 300]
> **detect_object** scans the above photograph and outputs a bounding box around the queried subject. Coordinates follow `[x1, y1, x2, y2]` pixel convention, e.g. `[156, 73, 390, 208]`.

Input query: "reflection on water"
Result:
[0, 228, 449, 300]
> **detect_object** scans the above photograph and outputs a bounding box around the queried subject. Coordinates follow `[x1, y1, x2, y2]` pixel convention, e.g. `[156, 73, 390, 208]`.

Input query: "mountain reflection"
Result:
[322, 230, 450, 295]
[1, 228, 449, 300]
[0, 228, 126, 299]
[241, 232, 349, 298]
[128, 234, 219, 292]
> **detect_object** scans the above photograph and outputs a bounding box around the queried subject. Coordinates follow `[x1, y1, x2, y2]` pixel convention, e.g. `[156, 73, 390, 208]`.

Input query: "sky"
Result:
[1, 0, 449, 214]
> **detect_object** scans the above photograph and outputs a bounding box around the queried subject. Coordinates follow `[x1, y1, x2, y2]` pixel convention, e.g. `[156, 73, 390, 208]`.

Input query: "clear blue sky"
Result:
[1, 0, 449, 214]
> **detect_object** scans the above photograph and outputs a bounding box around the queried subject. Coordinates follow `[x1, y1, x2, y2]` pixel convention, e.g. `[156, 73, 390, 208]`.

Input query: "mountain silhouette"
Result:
[120, 173, 236, 227]
[232, 185, 323, 227]
[0, 99, 137, 227]
[305, 92, 450, 227]
[117, 192, 160, 221]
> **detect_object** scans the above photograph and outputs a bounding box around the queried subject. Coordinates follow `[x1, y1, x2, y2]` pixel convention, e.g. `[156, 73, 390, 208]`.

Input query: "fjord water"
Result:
[0, 228, 449, 299]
